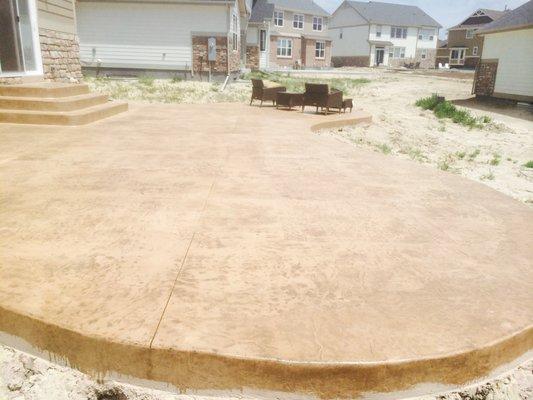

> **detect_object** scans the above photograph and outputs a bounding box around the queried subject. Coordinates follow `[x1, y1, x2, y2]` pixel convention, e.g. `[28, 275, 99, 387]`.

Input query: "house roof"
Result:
[449, 8, 507, 30]
[437, 39, 447, 48]
[250, 0, 275, 23]
[346, 1, 441, 28]
[266, 0, 329, 17]
[478, 0, 533, 34]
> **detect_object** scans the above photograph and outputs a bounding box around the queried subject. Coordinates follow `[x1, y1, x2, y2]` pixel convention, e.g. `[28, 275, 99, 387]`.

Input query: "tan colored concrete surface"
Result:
[0, 103, 531, 398]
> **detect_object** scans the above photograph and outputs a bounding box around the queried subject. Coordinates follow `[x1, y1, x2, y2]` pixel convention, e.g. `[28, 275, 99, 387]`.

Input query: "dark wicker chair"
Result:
[250, 79, 286, 106]
[302, 83, 343, 114]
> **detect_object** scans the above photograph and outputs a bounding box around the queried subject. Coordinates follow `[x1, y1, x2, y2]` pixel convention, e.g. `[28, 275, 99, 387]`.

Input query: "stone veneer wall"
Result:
[39, 28, 82, 81]
[246, 46, 259, 70]
[474, 60, 498, 96]
[331, 56, 369, 67]
[192, 36, 241, 75]
[0, 28, 82, 84]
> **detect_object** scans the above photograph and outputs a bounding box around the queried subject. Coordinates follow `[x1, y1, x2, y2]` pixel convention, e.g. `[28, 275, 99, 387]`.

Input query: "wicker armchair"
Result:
[302, 83, 343, 114]
[250, 79, 286, 106]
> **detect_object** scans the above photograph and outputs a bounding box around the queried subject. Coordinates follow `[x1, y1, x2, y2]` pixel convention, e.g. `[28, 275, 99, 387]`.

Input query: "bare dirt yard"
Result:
[295, 69, 533, 204]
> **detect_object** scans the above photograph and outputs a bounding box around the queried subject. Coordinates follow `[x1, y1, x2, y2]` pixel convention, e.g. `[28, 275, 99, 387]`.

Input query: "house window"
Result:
[376, 25, 382, 38]
[389, 47, 406, 58]
[313, 16, 323, 31]
[232, 14, 238, 51]
[274, 11, 284, 26]
[293, 14, 304, 29]
[472, 46, 478, 56]
[277, 38, 292, 57]
[315, 41, 325, 58]
[420, 48, 427, 59]
[418, 28, 435, 41]
[391, 26, 407, 39]
[260, 29, 266, 52]
[466, 29, 475, 39]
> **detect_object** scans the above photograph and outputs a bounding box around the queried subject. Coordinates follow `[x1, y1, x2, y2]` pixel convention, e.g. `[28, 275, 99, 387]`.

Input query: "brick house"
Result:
[330, 1, 441, 69]
[473, 0, 533, 103]
[76, 0, 252, 78]
[245, 0, 332, 70]
[0, 0, 82, 84]
[446, 8, 507, 68]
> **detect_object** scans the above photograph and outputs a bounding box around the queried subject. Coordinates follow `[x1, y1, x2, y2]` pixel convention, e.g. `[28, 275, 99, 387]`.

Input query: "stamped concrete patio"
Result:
[0, 103, 531, 399]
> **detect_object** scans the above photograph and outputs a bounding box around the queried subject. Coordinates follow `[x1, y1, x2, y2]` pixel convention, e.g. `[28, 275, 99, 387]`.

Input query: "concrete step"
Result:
[0, 83, 90, 98]
[0, 93, 109, 111]
[0, 101, 128, 125]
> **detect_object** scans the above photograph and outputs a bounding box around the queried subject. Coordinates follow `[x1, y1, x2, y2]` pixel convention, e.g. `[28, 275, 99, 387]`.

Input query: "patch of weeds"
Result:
[138, 75, 155, 86]
[415, 95, 490, 129]
[438, 160, 451, 171]
[241, 71, 370, 95]
[507, 157, 513, 162]
[377, 143, 392, 155]
[408, 148, 427, 162]
[456, 151, 466, 160]
[524, 160, 533, 168]
[489, 153, 501, 166]
[480, 171, 495, 180]
[468, 149, 481, 161]
[415, 94, 440, 110]
[171, 76, 182, 83]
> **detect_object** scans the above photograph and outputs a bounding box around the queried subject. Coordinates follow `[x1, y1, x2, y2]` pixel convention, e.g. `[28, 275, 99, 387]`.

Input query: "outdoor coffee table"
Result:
[276, 91, 304, 110]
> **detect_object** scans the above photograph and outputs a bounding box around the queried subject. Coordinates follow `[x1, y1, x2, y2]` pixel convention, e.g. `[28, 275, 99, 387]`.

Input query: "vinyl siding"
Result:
[482, 29, 533, 98]
[330, 25, 369, 56]
[38, 0, 76, 34]
[77, 1, 229, 70]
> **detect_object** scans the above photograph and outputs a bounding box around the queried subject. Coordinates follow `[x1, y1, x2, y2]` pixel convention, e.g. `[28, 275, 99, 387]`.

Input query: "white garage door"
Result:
[77, 1, 229, 70]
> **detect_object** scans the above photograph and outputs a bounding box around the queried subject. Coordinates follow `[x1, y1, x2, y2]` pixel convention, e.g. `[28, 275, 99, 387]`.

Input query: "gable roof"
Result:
[346, 1, 441, 28]
[449, 8, 507, 30]
[267, 0, 329, 16]
[478, 0, 533, 34]
[250, 0, 275, 22]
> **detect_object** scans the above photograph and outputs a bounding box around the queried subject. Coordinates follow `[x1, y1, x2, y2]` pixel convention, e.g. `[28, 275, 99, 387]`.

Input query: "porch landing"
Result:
[0, 103, 531, 399]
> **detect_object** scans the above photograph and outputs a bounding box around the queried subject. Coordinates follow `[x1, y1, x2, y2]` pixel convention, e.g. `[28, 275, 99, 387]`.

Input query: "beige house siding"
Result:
[38, 0, 77, 34]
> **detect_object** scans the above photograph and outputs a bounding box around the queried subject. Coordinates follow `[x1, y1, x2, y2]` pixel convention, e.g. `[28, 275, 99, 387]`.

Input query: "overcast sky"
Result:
[314, 0, 529, 37]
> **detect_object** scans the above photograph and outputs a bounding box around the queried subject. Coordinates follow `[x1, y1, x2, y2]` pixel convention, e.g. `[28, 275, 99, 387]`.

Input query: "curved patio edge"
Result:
[1, 304, 532, 399]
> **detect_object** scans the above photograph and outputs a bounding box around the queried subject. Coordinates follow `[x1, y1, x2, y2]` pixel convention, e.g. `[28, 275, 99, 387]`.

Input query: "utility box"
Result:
[207, 37, 217, 62]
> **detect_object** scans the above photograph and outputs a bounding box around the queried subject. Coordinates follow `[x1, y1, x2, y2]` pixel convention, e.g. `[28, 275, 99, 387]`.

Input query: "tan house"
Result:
[246, 0, 331, 70]
[446, 8, 507, 68]
[0, 0, 82, 83]
[473, 0, 533, 103]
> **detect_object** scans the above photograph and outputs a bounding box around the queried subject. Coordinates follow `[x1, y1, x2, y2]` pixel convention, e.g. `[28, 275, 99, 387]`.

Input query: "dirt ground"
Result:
[294, 69, 533, 204]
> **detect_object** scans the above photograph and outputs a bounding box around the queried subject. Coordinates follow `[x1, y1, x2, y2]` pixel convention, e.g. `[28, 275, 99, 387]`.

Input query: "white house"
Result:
[473, 0, 533, 103]
[76, 0, 251, 77]
[329, 1, 441, 68]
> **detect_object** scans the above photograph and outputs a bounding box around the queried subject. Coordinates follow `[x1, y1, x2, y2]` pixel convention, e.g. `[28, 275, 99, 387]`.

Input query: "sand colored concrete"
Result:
[0, 103, 531, 398]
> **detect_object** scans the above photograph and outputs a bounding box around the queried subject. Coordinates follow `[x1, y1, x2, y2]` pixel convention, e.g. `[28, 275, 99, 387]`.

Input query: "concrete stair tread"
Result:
[0, 92, 107, 103]
[0, 101, 128, 125]
[0, 83, 90, 98]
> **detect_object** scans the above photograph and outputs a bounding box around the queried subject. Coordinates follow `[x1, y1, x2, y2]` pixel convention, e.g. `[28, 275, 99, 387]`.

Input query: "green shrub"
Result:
[416, 95, 491, 129]
[415, 94, 440, 110]
[524, 160, 533, 168]
[171, 76, 182, 83]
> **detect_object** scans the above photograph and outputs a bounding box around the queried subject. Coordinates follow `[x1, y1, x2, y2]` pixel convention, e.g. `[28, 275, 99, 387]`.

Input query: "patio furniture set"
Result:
[250, 79, 353, 115]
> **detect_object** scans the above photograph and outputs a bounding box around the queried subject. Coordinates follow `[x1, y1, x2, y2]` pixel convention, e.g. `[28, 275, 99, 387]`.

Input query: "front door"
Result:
[0, 0, 40, 75]
[375, 48, 385, 66]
